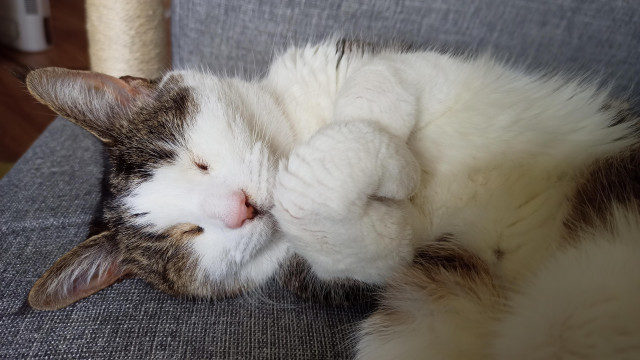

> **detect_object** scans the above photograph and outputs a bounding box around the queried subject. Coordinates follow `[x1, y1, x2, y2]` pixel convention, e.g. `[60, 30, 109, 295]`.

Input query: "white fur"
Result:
[356, 273, 501, 360]
[354, 208, 640, 360]
[265, 42, 634, 284]
[493, 207, 640, 360]
[122, 40, 639, 357]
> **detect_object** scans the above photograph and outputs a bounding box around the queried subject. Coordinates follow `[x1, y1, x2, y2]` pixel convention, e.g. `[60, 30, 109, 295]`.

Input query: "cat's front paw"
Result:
[273, 121, 421, 282]
[279, 121, 419, 210]
[274, 121, 419, 228]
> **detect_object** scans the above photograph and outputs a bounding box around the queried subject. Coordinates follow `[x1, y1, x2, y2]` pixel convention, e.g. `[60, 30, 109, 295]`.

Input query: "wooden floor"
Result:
[0, 0, 88, 164]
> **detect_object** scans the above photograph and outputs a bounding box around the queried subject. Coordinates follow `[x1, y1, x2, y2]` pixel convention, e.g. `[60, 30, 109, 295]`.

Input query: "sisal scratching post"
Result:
[86, 0, 168, 79]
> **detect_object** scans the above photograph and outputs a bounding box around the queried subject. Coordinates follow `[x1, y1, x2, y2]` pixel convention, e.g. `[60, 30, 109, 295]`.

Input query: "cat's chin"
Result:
[191, 215, 288, 297]
[192, 211, 281, 279]
[234, 211, 279, 260]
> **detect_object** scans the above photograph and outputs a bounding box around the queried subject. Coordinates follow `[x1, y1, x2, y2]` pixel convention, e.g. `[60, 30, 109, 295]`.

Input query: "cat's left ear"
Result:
[25, 67, 156, 142]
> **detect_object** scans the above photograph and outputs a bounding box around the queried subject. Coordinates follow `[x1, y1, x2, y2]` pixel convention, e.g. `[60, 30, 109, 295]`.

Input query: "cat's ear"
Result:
[25, 67, 155, 143]
[28, 230, 131, 310]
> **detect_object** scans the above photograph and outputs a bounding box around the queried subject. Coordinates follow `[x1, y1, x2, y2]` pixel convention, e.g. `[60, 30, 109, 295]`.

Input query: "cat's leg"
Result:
[273, 120, 423, 283]
[356, 241, 502, 360]
[493, 214, 640, 360]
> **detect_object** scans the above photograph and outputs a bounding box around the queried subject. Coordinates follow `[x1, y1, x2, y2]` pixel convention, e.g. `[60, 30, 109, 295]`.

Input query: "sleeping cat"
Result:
[25, 39, 640, 359]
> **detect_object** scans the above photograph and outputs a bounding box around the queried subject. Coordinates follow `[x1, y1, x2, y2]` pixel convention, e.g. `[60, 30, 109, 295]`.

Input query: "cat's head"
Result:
[25, 68, 294, 310]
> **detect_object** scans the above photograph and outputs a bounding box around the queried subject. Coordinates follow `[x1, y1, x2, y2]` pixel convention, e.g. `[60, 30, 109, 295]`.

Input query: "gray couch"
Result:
[2, 0, 639, 358]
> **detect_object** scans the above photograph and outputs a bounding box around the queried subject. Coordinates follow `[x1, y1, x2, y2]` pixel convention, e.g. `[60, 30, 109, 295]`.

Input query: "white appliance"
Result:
[0, 0, 52, 52]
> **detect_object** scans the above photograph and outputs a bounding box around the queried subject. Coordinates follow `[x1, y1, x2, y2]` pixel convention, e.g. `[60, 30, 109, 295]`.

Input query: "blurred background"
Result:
[0, 0, 170, 179]
[0, 0, 87, 178]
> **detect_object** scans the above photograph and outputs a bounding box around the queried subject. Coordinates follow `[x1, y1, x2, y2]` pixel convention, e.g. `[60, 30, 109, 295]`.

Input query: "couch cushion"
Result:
[172, 0, 640, 99]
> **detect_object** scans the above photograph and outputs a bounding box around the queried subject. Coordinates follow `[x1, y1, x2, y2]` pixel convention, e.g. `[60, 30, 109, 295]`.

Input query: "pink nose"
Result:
[224, 191, 256, 229]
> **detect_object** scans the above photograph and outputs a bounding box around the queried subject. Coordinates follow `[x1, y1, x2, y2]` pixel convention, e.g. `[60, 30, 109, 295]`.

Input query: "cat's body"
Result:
[25, 39, 640, 359]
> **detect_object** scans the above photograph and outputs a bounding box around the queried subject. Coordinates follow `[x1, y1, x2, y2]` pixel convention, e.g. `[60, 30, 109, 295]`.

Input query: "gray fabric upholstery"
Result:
[173, 0, 640, 99]
[2, 0, 639, 358]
